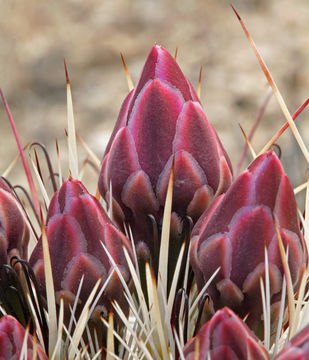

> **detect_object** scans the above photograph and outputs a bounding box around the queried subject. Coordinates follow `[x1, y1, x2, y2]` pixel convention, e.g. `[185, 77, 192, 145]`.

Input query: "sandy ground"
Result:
[0, 0, 308, 199]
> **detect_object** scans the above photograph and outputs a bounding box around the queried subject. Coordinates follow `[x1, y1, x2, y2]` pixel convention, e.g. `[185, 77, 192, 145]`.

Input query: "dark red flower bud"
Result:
[0, 315, 47, 360]
[190, 151, 307, 335]
[183, 307, 269, 360]
[274, 324, 309, 359]
[30, 178, 133, 318]
[0, 178, 29, 266]
[99, 45, 232, 256]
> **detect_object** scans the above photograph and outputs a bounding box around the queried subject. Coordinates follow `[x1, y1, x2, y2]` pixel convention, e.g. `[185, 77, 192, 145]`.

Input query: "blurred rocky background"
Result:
[0, 0, 308, 199]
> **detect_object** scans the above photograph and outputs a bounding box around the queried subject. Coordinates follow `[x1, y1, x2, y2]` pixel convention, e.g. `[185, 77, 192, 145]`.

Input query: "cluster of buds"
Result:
[0, 38, 308, 359]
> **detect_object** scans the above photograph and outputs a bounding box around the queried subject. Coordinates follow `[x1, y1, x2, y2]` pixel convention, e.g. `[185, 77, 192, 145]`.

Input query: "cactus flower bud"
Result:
[190, 151, 307, 335]
[0, 315, 47, 360]
[274, 324, 309, 359]
[182, 307, 269, 360]
[98, 45, 232, 256]
[29, 178, 133, 318]
[0, 177, 29, 266]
